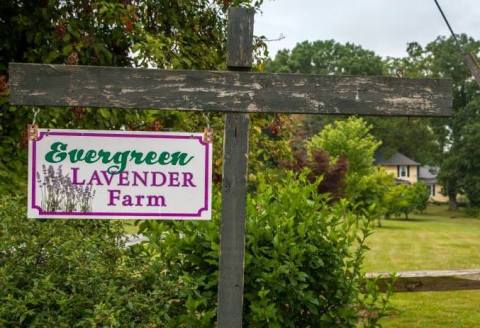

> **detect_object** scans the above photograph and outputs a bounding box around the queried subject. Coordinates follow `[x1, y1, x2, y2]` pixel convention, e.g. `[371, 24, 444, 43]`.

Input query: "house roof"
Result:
[418, 165, 439, 183]
[375, 152, 420, 166]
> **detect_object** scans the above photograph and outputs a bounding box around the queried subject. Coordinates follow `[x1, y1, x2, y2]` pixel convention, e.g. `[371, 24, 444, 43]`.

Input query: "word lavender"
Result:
[69, 168, 197, 208]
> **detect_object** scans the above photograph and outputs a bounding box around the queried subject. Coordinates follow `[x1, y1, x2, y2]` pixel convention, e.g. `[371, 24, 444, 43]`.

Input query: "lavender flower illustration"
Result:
[36, 165, 95, 212]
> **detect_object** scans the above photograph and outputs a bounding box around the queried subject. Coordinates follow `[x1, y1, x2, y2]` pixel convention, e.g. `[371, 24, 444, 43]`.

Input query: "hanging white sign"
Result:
[28, 129, 212, 220]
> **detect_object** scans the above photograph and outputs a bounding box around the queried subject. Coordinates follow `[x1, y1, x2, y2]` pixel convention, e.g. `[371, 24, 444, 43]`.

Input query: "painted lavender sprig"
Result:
[36, 165, 95, 212]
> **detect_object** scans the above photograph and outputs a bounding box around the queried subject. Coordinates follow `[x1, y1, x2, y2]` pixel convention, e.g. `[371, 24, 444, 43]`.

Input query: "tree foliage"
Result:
[267, 34, 480, 209]
[408, 182, 430, 214]
[282, 147, 349, 201]
[367, 117, 441, 165]
[265, 40, 385, 75]
[383, 182, 430, 220]
[0, 0, 271, 195]
[307, 117, 380, 178]
[450, 99, 480, 207]
[265, 39, 442, 165]
[307, 117, 384, 207]
[409, 35, 480, 208]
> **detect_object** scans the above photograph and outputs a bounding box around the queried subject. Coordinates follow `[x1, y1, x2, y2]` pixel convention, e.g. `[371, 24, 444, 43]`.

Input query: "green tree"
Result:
[438, 151, 461, 210]
[0, 0, 265, 195]
[408, 182, 430, 213]
[382, 183, 429, 220]
[427, 36, 480, 208]
[367, 117, 442, 165]
[383, 184, 412, 220]
[352, 168, 396, 227]
[265, 40, 385, 75]
[386, 35, 480, 209]
[453, 118, 480, 207]
[306, 117, 398, 227]
[265, 40, 386, 139]
[265, 39, 443, 165]
[307, 117, 381, 178]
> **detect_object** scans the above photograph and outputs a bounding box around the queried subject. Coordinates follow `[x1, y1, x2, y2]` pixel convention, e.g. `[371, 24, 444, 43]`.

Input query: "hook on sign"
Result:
[28, 107, 41, 141]
[27, 124, 39, 141]
[203, 127, 214, 144]
[202, 112, 213, 143]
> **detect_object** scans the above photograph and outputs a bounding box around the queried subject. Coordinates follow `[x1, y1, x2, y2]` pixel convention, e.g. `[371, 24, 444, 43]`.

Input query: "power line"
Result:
[433, 0, 459, 44]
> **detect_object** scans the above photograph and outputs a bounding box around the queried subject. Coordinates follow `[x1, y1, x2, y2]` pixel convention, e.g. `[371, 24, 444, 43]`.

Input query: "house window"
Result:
[398, 165, 409, 178]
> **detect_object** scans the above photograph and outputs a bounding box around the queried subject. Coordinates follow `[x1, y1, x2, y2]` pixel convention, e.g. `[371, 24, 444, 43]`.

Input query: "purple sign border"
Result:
[30, 131, 210, 218]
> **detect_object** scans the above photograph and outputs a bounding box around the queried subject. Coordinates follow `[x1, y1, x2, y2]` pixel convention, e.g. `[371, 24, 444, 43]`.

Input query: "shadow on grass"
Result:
[376, 225, 407, 230]
[386, 217, 432, 223]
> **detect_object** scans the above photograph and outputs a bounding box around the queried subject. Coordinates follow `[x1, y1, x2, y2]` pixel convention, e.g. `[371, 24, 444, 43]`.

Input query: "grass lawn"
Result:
[365, 204, 480, 272]
[381, 290, 480, 328]
[364, 204, 480, 327]
[119, 205, 480, 326]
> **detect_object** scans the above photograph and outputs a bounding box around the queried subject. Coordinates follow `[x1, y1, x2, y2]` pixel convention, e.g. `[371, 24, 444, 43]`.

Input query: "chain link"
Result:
[32, 107, 40, 125]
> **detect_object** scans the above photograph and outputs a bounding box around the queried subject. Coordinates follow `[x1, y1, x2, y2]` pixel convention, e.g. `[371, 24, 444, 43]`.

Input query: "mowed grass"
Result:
[364, 205, 480, 327]
[381, 290, 480, 328]
[364, 204, 480, 272]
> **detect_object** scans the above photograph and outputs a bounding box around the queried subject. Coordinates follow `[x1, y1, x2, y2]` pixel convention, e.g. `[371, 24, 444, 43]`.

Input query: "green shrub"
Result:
[307, 117, 381, 184]
[0, 195, 201, 327]
[383, 182, 430, 220]
[305, 117, 395, 227]
[408, 182, 430, 213]
[140, 171, 388, 327]
[383, 184, 412, 219]
[2, 171, 388, 327]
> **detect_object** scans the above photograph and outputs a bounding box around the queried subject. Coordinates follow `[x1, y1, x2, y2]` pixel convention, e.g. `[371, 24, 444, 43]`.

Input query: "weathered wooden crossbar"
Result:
[367, 269, 480, 292]
[9, 63, 451, 116]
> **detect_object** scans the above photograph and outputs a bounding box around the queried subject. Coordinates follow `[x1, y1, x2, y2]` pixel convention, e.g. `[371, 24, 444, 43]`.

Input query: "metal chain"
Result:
[202, 112, 211, 129]
[32, 107, 40, 125]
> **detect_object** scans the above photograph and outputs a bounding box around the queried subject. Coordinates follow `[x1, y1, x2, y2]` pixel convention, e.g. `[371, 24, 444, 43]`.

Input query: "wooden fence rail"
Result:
[367, 269, 480, 292]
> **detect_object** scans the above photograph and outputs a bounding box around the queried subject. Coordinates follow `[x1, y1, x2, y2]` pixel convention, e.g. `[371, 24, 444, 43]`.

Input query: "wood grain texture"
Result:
[464, 53, 480, 89]
[9, 63, 452, 117]
[217, 8, 253, 328]
[217, 113, 250, 327]
[227, 7, 254, 68]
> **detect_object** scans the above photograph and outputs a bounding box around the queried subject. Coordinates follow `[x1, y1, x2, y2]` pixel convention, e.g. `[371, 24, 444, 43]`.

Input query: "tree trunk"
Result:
[448, 195, 458, 211]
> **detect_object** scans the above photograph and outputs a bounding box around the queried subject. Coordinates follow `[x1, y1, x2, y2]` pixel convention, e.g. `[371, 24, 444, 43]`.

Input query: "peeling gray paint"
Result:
[9, 63, 452, 117]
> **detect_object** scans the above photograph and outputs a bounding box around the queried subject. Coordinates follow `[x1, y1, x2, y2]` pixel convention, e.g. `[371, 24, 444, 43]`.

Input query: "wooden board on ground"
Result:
[367, 269, 480, 292]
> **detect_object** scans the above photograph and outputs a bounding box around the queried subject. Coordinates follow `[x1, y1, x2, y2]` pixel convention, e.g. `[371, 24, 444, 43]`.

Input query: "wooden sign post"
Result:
[217, 8, 254, 327]
[9, 7, 451, 328]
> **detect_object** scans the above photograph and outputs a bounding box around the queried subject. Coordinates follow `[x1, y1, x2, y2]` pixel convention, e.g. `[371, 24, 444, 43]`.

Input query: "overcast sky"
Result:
[254, 0, 480, 59]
